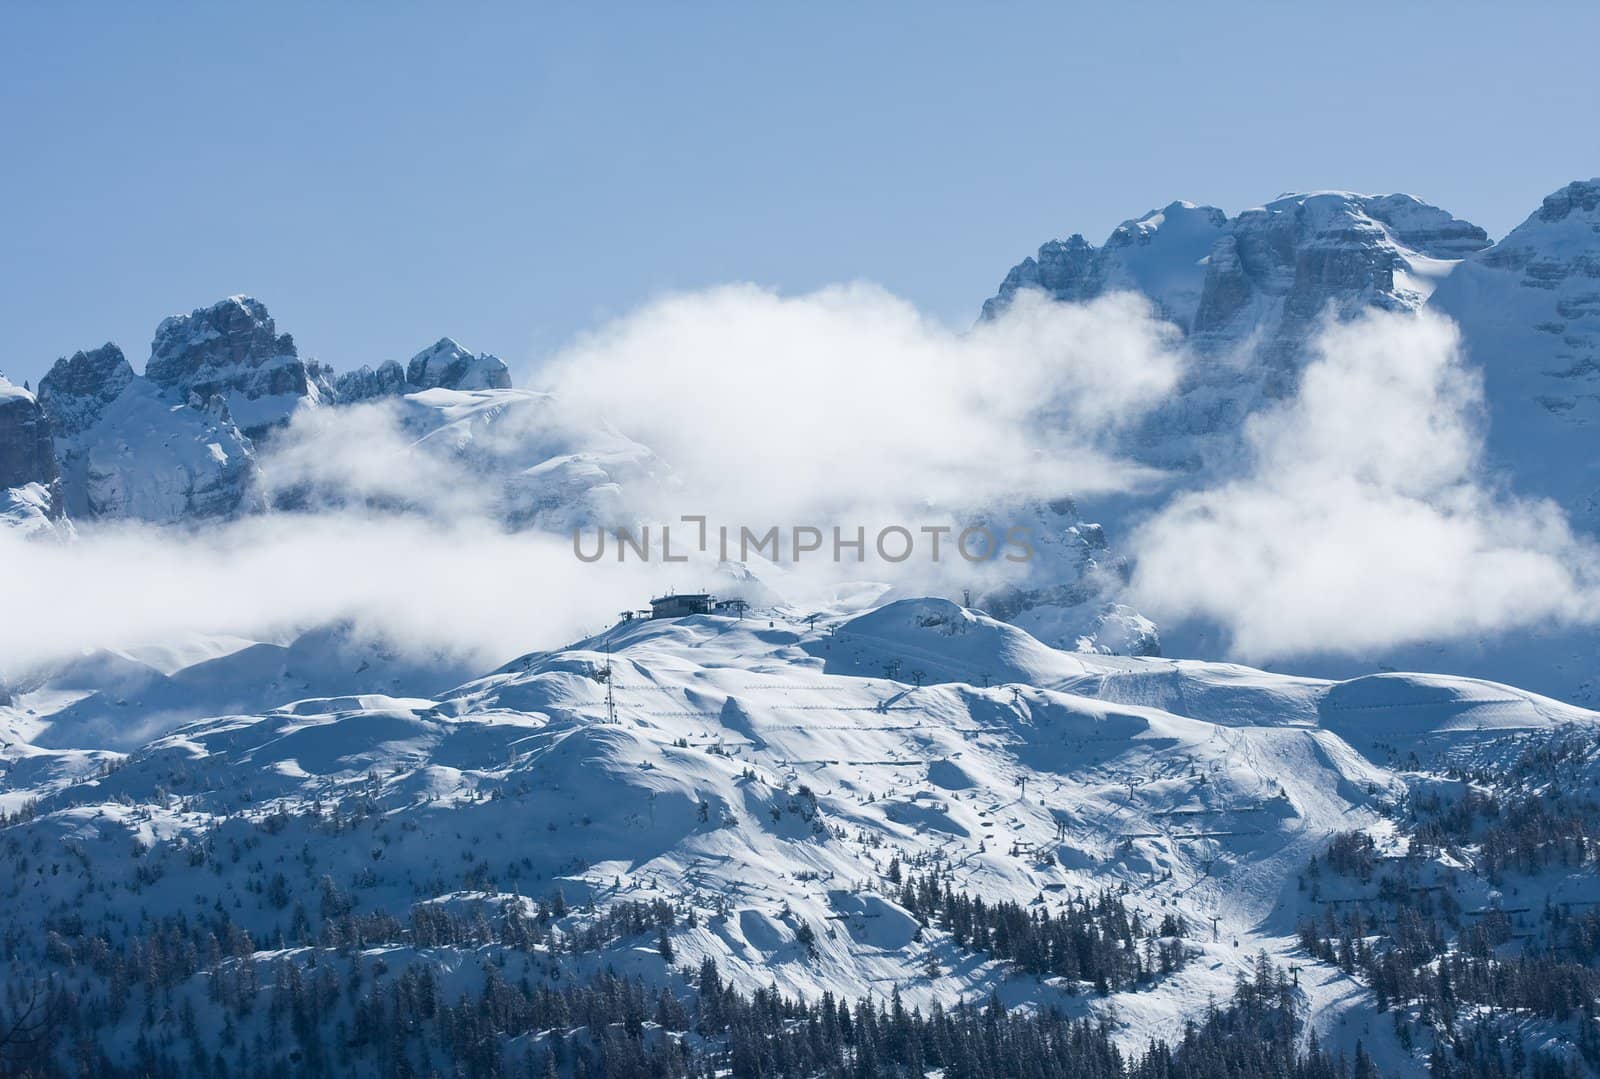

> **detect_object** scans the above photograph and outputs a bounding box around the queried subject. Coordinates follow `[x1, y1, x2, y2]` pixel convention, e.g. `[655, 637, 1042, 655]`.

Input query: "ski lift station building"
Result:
[649, 593, 714, 619]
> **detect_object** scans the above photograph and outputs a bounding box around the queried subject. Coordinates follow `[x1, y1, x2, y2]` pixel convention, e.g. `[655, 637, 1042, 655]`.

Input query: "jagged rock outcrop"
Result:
[34, 343, 135, 437]
[1428, 177, 1600, 525]
[983, 201, 1229, 328]
[1190, 193, 1488, 372]
[38, 343, 259, 523]
[335, 339, 512, 402]
[333, 359, 409, 402]
[0, 374, 64, 531]
[28, 297, 520, 525]
[0, 376, 58, 493]
[145, 296, 333, 440]
[405, 338, 511, 391]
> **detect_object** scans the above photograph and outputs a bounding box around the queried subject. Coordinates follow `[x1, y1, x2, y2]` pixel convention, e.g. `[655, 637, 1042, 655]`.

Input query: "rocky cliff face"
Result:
[335, 338, 512, 402]
[0, 377, 58, 493]
[985, 191, 1490, 473]
[983, 201, 1228, 328]
[31, 299, 519, 525]
[35, 343, 135, 438]
[144, 296, 334, 441]
[1428, 178, 1600, 526]
[0, 375, 64, 532]
[38, 344, 260, 523]
[405, 338, 512, 391]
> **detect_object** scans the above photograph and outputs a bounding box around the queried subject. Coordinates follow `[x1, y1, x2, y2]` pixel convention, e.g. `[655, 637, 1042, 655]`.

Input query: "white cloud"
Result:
[1129, 310, 1600, 660]
[0, 514, 671, 678]
[535, 283, 1185, 524]
[2, 285, 1188, 678]
[257, 398, 493, 519]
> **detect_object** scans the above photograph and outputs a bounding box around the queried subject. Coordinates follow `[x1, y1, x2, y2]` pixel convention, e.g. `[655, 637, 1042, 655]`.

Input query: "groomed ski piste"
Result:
[6, 597, 1597, 1072]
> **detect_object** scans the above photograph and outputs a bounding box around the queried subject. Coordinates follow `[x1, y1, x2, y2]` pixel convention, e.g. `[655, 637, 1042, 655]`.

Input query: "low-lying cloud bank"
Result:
[7, 287, 1600, 681]
[1129, 310, 1600, 660]
[0, 514, 671, 677]
[2, 285, 1189, 677]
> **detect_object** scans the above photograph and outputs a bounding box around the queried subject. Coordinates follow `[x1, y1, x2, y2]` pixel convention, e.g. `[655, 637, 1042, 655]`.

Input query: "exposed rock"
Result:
[145, 296, 331, 440]
[983, 201, 1228, 329]
[405, 338, 512, 392]
[36, 344, 136, 436]
[332, 340, 511, 403]
[0, 375, 63, 524]
[37, 343, 259, 523]
[984, 191, 1490, 474]
[982, 234, 1104, 320]
[333, 359, 409, 402]
[0, 377, 59, 492]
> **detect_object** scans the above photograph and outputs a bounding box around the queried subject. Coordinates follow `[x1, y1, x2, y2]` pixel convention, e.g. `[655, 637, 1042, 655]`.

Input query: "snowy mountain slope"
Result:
[5, 598, 1596, 1072]
[975, 180, 1600, 709]
[38, 343, 260, 522]
[0, 481, 66, 537]
[1429, 178, 1600, 528]
[0, 624, 480, 753]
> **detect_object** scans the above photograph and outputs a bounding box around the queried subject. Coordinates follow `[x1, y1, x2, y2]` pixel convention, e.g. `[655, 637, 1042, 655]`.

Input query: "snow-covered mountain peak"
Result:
[35, 343, 136, 437]
[1247, 191, 1489, 261]
[983, 190, 1491, 476]
[145, 295, 330, 440]
[36, 335, 259, 522]
[406, 337, 513, 392]
[985, 191, 1487, 345]
[1534, 176, 1600, 227]
[983, 202, 1227, 328]
[333, 337, 513, 403]
[1104, 200, 1229, 255]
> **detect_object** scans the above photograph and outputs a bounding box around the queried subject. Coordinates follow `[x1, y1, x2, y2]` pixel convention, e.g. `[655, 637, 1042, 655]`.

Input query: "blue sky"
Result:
[3, 1, 1596, 387]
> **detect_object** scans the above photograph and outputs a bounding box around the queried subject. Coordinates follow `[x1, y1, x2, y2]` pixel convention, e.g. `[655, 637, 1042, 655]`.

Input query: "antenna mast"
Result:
[604, 638, 617, 724]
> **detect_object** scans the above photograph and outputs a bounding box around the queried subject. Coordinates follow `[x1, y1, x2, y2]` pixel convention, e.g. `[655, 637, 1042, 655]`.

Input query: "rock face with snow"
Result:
[144, 296, 334, 441]
[405, 337, 512, 391]
[0, 375, 60, 496]
[332, 358, 410, 401]
[334, 337, 512, 402]
[30, 302, 521, 525]
[1428, 178, 1600, 525]
[986, 192, 1490, 472]
[38, 343, 260, 523]
[0, 374, 65, 531]
[983, 201, 1230, 328]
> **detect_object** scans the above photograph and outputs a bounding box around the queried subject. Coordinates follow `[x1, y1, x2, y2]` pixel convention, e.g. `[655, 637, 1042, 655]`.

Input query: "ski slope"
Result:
[6, 598, 1594, 1069]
